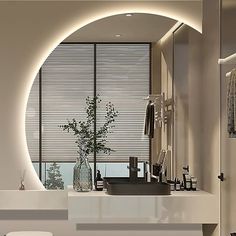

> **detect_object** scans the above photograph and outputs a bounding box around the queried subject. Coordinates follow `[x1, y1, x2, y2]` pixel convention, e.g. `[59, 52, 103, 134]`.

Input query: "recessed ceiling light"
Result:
[115, 34, 121, 37]
[126, 13, 133, 17]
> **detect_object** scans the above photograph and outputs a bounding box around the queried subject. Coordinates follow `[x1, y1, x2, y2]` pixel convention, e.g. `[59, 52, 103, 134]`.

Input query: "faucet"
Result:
[158, 150, 168, 183]
[144, 150, 168, 183]
[127, 156, 140, 183]
[144, 161, 159, 182]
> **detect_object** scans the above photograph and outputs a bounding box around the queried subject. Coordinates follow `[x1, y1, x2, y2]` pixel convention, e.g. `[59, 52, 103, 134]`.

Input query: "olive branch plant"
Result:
[59, 95, 119, 161]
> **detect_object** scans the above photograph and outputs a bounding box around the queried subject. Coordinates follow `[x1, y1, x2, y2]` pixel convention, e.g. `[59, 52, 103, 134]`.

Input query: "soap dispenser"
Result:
[95, 170, 104, 191]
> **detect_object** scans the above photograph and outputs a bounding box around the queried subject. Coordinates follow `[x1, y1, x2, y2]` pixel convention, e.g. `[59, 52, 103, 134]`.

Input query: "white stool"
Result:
[6, 232, 53, 236]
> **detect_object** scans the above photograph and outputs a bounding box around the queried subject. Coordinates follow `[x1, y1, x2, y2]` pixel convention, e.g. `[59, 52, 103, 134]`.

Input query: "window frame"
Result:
[36, 42, 152, 182]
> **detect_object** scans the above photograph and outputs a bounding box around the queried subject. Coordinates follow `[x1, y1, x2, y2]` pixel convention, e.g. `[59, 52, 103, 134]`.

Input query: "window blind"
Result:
[96, 44, 150, 162]
[41, 44, 94, 162]
[26, 43, 150, 163]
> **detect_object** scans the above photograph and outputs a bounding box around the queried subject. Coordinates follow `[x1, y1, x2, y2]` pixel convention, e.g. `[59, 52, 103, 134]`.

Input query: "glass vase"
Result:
[73, 155, 93, 192]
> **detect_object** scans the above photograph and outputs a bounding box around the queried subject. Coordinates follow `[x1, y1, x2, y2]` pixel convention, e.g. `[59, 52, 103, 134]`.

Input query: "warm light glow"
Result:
[24, 5, 202, 189]
[126, 13, 133, 17]
[115, 34, 121, 37]
[160, 22, 183, 43]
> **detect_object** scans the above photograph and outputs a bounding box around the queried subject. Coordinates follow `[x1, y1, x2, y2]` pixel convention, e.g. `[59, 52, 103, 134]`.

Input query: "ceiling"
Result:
[0, 0, 201, 1]
[64, 13, 177, 43]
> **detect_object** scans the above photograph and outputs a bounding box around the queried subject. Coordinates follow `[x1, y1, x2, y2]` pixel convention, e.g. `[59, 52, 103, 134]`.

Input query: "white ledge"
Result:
[0, 190, 67, 210]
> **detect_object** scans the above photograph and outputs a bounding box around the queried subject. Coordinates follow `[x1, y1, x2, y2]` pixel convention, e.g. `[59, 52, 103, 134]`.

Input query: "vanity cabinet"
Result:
[68, 188, 218, 224]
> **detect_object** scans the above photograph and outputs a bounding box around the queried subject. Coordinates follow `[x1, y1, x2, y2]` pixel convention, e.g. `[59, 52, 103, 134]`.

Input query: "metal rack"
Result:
[218, 52, 236, 64]
[144, 93, 173, 127]
[218, 52, 236, 77]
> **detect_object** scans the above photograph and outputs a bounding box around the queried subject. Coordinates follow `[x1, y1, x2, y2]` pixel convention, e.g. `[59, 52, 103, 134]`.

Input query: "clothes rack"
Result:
[218, 52, 236, 77]
[218, 52, 236, 65]
[143, 93, 173, 128]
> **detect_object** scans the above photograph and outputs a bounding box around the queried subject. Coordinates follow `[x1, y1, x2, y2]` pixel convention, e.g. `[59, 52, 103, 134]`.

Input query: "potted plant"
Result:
[59, 95, 118, 191]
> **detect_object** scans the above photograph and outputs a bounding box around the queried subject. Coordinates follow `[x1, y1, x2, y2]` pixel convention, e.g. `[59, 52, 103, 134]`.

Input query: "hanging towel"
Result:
[144, 101, 155, 138]
[227, 69, 236, 137]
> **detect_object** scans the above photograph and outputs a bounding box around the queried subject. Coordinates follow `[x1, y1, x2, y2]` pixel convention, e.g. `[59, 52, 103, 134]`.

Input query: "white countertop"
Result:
[0, 187, 219, 224]
[68, 189, 213, 197]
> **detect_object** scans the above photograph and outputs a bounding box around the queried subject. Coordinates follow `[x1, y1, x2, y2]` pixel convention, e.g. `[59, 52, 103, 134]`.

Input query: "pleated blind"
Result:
[41, 44, 94, 162]
[96, 44, 150, 162]
[26, 43, 149, 163]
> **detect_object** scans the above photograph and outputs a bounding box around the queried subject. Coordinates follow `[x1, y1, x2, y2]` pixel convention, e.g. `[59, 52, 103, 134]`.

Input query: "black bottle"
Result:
[95, 170, 103, 191]
[175, 179, 181, 191]
[183, 166, 189, 189]
[180, 181, 185, 191]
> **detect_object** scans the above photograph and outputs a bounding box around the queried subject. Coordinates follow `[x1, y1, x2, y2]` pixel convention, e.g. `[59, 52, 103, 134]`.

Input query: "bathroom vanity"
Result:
[67, 187, 218, 236]
[0, 187, 218, 236]
[67, 188, 218, 224]
[0, 188, 218, 224]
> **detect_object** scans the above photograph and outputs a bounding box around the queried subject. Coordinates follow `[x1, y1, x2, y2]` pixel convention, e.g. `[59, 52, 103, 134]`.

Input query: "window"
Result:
[26, 43, 150, 189]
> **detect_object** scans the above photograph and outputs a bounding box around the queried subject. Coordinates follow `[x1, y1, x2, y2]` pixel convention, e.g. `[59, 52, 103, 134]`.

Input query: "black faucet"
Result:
[127, 156, 140, 183]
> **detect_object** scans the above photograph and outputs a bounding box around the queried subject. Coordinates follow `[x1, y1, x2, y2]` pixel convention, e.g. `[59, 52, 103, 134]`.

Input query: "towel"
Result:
[144, 101, 155, 138]
[227, 69, 236, 137]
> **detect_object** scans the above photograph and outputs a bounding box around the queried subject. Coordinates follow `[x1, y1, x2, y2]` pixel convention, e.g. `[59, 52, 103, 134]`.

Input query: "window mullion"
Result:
[93, 43, 97, 182]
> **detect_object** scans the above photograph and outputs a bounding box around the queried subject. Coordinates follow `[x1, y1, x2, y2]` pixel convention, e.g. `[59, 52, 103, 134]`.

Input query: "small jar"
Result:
[175, 179, 181, 191]
[191, 177, 197, 191]
[185, 175, 191, 191]
[169, 181, 175, 191]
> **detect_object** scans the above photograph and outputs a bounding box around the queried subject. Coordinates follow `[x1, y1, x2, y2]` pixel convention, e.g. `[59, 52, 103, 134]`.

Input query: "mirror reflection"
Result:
[25, 13, 201, 190]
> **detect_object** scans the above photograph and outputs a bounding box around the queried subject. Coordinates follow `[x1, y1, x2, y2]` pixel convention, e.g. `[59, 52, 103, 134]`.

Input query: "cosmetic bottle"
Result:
[180, 181, 185, 191]
[175, 179, 181, 191]
[182, 166, 189, 189]
[185, 175, 191, 191]
[95, 170, 103, 191]
[168, 180, 175, 191]
[191, 176, 197, 191]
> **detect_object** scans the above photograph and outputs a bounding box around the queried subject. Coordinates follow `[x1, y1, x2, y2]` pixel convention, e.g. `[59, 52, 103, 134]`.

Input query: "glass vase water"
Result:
[73, 154, 93, 192]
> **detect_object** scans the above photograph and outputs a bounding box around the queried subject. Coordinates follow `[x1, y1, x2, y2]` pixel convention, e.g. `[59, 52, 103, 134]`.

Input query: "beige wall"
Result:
[151, 42, 161, 164]
[160, 33, 174, 179]
[220, 0, 236, 235]
[173, 25, 203, 182]
[156, 12, 221, 236]
[0, 221, 202, 236]
[0, 1, 223, 236]
[201, 0, 221, 235]
[158, 25, 203, 182]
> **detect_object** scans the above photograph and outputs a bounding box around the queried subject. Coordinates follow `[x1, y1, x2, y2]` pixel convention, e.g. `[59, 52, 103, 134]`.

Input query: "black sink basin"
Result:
[104, 177, 170, 195]
[103, 177, 141, 187]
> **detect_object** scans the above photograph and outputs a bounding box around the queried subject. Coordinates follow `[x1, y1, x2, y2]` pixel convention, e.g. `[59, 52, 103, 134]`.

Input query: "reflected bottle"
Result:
[73, 154, 92, 192]
[95, 170, 104, 191]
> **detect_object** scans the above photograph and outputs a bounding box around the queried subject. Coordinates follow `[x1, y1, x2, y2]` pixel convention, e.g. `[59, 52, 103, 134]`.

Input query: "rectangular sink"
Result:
[104, 177, 170, 195]
[103, 177, 137, 186]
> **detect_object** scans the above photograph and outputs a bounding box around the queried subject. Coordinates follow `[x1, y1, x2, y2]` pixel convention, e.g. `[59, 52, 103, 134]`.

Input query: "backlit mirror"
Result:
[25, 13, 201, 189]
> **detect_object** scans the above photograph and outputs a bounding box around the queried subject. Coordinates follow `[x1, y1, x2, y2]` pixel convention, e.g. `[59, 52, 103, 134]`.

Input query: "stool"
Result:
[6, 232, 53, 236]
